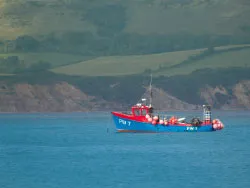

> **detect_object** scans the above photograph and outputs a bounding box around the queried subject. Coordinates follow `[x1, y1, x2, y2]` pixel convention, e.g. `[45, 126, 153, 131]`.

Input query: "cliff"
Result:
[0, 80, 250, 112]
[200, 80, 250, 110]
[0, 82, 124, 112]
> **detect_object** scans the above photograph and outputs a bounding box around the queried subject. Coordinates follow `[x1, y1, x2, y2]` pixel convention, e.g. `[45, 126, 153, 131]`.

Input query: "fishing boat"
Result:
[111, 76, 224, 133]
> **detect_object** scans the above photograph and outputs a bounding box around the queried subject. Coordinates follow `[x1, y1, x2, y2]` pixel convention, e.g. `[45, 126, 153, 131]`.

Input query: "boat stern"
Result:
[212, 119, 224, 131]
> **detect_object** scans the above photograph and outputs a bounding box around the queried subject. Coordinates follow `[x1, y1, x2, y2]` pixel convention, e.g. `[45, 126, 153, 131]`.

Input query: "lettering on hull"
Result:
[186, 127, 198, 131]
[118, 119, 131, 126]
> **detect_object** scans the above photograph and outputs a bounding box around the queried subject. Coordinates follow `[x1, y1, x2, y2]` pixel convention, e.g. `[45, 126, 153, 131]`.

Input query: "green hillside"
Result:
[0, 52, 90, 67]
[1, 0, 250, 77]
[1, 0, 250, 111]
[156, 48, 250, 76]
[52, 49, 205, 76]
[52, 45, 250, 76]
[0, 0, 250, 39]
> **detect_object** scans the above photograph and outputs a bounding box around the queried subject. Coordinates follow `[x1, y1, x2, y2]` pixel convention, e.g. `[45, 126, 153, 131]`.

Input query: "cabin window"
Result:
[149, 108, 153, 114]
[134, 109, 140, 116]
[141, 109, 147, 115]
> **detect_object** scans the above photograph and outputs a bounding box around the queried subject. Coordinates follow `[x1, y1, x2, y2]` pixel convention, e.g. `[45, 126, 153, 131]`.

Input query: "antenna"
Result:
[149, 74, 153, 106]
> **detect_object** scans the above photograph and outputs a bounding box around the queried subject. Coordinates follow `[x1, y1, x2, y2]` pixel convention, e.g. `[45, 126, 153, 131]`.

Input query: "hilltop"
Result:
[0, 0, 250, 39]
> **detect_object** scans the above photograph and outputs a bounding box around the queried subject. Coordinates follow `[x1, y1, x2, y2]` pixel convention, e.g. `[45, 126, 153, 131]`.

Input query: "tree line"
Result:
[0, 56, 51, 73]
[0, 33, 249, 56]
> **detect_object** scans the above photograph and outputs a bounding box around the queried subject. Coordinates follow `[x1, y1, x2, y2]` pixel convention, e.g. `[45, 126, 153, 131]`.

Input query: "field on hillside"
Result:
[52, 49, 205, 76]
[52, 45, 250, 76]
[215, 44, 250, 50]
[156, 48, 250, 76]
[0, 53, 91, 67]
[0, 73, 14, 76]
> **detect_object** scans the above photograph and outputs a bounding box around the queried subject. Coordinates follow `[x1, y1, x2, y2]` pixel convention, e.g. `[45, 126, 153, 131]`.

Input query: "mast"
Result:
[149, 74, 152, 107]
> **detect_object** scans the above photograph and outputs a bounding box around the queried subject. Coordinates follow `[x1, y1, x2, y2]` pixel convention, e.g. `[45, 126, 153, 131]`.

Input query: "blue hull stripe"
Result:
[112, 115, 214, 132]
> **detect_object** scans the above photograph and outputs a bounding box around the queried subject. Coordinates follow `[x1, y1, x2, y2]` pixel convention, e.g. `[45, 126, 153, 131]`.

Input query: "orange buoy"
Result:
[212, 119, 217, 124]
[152, 120, 157, 125]
[148, 117, 152, 122]
[171, 118, 177, 124]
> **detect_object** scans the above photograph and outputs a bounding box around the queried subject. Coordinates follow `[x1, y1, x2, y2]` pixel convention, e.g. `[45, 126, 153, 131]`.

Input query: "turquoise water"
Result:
[0, 111, 250, 188]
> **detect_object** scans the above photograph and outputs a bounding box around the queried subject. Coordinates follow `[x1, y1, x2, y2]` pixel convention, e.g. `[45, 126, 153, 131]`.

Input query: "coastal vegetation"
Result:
[1, 66, 250, 107]
[0, 0, 250, 109]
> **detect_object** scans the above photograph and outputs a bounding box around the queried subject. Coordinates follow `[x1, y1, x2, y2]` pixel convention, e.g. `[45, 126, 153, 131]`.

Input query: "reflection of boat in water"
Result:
[111, 75, 224, 133]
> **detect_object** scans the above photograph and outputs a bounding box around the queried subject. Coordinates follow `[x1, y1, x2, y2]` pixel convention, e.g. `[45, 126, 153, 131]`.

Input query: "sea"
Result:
[0, 111, 249, 188]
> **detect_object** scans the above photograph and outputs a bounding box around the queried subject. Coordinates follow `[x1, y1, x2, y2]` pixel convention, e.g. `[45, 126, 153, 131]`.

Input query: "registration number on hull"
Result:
[118, 119, 131, 126]
[186, 127, 198, 131]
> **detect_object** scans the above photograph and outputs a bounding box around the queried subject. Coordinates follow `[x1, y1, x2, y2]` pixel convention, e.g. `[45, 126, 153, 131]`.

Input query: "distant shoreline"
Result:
[0, 109, 249, 114]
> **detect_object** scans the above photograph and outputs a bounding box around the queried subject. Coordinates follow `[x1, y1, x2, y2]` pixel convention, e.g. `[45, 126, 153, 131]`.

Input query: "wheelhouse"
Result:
[131, 103, 153, 117]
